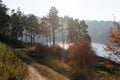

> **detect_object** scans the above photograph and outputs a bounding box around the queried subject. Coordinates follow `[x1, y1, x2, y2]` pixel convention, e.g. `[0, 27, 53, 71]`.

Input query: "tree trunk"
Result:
[33, 34, 35, 43]
[49, 34, 51, 46]
[62, 35, 65, 47]
[46, 36, 48, 46]
[30, 33, 33, 45]
[52, 27, 55, 45]
[25, 30, 28, 43]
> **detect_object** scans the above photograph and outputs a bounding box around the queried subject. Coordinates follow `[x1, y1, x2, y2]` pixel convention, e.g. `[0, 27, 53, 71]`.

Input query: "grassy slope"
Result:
[15, 46, 120, 80]
[32, 63, 69, 80]
[15, 48, 69, 80]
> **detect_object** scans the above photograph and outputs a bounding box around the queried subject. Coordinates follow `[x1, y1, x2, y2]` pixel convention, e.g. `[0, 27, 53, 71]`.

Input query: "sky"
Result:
[3, 0, 120, 21]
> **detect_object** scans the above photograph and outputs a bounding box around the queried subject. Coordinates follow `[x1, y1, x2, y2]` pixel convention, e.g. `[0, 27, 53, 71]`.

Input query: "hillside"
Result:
[15, 48, 69, 80]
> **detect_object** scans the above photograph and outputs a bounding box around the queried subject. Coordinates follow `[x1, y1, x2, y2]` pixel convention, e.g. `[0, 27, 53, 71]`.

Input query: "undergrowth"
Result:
[0, 42, 27, 80]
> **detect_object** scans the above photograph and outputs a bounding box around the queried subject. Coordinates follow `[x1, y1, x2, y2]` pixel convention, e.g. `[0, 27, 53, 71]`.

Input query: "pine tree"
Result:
[41, 17, 51, 45]
[47, 7, 59, 45]
[67, 18, 90, 43]
[0, 0, 10, 34]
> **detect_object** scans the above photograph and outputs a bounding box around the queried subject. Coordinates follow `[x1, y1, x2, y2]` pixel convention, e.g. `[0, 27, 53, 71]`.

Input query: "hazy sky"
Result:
[3, 0, 120, 21]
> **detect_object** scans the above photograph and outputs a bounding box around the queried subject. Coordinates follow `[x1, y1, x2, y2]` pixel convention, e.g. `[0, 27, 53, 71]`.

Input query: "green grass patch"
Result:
[97, 69, 109, 76]
[0, 42, 27, 80]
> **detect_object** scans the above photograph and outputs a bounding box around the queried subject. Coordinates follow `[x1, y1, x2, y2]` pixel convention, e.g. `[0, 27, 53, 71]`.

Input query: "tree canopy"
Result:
[0, 1, 91, 45]
[67, 18, 90, 43]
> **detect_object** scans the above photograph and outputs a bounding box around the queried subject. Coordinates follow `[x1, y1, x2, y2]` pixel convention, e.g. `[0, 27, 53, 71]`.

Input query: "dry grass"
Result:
[15, 46, 69, 80]
[24, 65, 47, 80]
[31, 63, 69, 80]
[44, 57, 72, 78]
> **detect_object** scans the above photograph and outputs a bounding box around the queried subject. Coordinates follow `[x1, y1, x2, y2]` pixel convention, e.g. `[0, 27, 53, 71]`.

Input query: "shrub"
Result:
[0, 42, 27, 80]
[36, 44, 71, 77]
[0, 34, 25, 48]
[33, 44, 69, 62]
[105, 64, 113, 73]
[68, 41, 96, 80]
[48, 44, 64, 59]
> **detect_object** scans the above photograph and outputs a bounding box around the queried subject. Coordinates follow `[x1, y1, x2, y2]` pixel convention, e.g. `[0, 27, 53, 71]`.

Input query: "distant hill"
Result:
[86, 20, 116, 44]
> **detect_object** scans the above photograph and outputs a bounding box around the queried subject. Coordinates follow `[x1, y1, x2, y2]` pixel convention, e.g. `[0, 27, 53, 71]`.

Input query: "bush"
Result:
[33, 44, 69, 62]
[36, 44, 68, 60]
[68, 41, 96, 80]
[0, 42, 27, 80]
[48, 44, 65, 59]
[0, 34, 25, 48]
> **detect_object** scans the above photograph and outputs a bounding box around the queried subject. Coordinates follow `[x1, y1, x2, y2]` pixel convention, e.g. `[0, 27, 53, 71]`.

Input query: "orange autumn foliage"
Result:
[68, 41, 96, 68]
[105, 21, 120, 55]
[105, 64, 113, 72]
[68, 41, 96, 80]
[109, 21, 120, 45]
[104, 45, 114, 51]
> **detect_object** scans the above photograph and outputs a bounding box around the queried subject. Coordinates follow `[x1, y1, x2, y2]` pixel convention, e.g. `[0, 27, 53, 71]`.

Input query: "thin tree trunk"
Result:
[33, 34, 35, 43]
[49, 34, 51, 46]
[31, 33, 33, 45]
[46, 36, 48, 46]
[52, 27, 55, 45]
[62, 34, 65, 47]
[25, 30, 28, 43]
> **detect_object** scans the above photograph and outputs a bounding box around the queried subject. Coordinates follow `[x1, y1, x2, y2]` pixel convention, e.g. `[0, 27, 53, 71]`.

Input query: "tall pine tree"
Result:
[47, 7, 59, 45]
